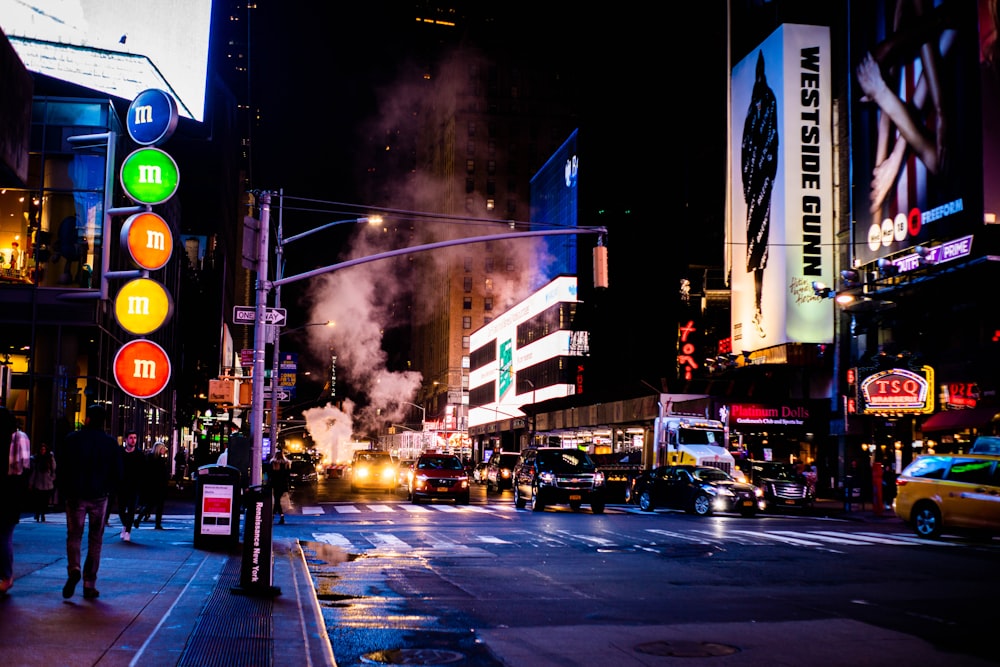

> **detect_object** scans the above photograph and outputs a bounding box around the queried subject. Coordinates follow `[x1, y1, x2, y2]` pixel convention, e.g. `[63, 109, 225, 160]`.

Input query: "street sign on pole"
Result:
[262, 388, 291, 402]
[233, 306, 287, 326]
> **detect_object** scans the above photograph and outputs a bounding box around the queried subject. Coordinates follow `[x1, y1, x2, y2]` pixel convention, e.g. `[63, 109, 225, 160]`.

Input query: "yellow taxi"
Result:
[893, 453, 1000, 539]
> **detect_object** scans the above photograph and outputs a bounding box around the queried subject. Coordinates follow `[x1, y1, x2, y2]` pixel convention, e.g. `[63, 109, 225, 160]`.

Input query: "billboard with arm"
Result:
[0, 0, 213, 122]
[849, 0, 983, 265]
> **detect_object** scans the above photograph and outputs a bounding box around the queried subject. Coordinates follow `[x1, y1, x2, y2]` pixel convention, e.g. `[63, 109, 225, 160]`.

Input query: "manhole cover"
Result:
[635, 640, 740, 658]
[360, 648, 466, 665]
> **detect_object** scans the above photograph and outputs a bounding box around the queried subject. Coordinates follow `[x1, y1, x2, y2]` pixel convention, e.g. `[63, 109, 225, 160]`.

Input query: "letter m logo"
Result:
[137, 165, 162, 184]
[133, 105, 153, 125]
[132, 359, 157, 379]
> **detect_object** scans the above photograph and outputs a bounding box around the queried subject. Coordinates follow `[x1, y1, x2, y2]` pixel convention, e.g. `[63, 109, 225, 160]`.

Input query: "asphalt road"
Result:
[276, 477, 1000, 667]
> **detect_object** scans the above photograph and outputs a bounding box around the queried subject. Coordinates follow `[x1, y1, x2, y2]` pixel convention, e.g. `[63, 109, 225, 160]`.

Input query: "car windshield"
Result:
[357, 453, 391, 463]
[418, 456, 464, 470]
[536, 450, 594, 472]
[693, 467, 733, 483]
[754, 463, 798, 480]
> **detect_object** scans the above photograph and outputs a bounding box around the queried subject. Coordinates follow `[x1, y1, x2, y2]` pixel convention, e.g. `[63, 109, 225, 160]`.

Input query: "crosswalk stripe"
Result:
[398, 504, 433, 513]
[773, 530, 869, 545]
[811, 530, 916, 545]
[476, 535, 513, 544]
[367, 504, 395, 513]
[313, 532, 352, 547]
[369, 532, 409, 548]
[331, 505, 360, 513]
[645, 528, 715, 544]
[730, 530, 825, 546]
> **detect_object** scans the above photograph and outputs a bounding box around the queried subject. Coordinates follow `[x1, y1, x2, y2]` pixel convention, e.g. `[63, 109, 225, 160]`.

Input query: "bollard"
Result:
[231, 484, 280, 597]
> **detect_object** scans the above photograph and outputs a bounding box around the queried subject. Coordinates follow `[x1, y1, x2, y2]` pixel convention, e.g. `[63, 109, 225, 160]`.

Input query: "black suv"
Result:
[738, 460, 812, 511]
[512, 447, 606, 513]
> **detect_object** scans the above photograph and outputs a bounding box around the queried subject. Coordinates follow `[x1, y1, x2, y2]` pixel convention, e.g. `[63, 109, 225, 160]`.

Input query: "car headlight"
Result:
[539, 471, 555, 485]
[381, 468, 395, 481]
[753, 487, 764, 498]
[501, 469, 511, 478]
[705, 486, 721, 497]
[594, 470, 605, 486]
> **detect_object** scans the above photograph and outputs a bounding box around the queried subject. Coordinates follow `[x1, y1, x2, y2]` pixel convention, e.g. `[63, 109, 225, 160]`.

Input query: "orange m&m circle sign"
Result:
[114, 339, 171, 399]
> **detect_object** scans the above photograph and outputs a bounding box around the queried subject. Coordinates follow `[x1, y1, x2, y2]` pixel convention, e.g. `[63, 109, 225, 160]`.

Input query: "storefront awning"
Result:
[921, 406, 1000, 433]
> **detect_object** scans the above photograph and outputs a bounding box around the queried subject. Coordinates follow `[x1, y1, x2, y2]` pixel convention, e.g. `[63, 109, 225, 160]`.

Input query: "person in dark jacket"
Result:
[0, 407, 24, 595]
[54, 404, 122, 600]
[140, 442, 171, 530]
[117, 430, 144, 542]
[268, 450, 291, 524]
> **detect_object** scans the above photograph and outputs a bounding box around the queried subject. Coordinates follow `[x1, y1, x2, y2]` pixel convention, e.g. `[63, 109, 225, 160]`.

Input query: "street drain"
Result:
[635, 640, 740, 658]
[360, 648, 466, 665]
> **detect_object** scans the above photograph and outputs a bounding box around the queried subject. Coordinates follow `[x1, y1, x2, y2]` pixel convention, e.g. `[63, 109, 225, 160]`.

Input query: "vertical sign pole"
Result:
[250, 192, 271, 487]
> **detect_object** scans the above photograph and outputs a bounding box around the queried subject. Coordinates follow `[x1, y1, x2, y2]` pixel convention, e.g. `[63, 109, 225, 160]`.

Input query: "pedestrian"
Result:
[1, 407, 28, 595]
[117, 429, 145, 541]
[882, 463, 898, 510]
[268, 449, 291, 524]
[28, 442, 57, 521]
[141, 442, 171, 530]
[54, 403, 122, 600]
[174, 448, 188, 491]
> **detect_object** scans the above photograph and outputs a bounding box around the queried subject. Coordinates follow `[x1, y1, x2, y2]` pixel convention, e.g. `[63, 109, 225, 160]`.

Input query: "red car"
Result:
[409, 452, 470, 504]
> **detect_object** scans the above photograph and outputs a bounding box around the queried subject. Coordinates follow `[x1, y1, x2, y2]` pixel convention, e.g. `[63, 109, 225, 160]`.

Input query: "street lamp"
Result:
[400, 401, 426, 430]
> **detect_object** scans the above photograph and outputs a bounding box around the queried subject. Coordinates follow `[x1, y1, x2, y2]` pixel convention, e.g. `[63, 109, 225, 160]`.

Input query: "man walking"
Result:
[54, 404, 121, 600]
[117, 430, 144, 541]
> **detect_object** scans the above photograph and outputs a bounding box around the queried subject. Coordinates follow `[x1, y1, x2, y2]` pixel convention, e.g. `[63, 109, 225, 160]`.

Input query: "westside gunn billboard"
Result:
[729, 23, 834, 353]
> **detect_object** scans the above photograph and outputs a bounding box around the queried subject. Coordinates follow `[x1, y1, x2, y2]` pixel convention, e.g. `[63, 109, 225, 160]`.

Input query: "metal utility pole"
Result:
[269, 190, 285, 454]
[249, 191, 272, 487]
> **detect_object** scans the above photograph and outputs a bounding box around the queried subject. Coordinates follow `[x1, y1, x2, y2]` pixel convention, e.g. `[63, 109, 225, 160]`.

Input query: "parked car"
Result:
[893, 453, 1000, 539]
[472, 461, 490, 484]
[512, 447, 606, 513]
[409, 452, 470, 504]
[629, 465, 761, 516]
[737, 460, 813, 511]
[349, 450, 397, 492]
[969, 436, 1000, 455]
[486, 451, 520, 491]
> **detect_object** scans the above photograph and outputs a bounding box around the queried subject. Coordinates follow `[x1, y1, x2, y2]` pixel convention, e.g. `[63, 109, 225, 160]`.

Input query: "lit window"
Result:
[486, 198, 495, 210]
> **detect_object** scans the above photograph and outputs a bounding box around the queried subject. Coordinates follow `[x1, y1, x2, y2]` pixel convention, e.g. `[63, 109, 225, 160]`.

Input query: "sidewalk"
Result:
[0, 502, 336, 667]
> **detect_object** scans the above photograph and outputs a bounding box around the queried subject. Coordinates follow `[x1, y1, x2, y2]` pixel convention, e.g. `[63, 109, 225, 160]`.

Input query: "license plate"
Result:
[741, 500, 754, 507]
[569, 494, 582, 501]
[781, 499, 795, 505]
[437, 486, 450, 492]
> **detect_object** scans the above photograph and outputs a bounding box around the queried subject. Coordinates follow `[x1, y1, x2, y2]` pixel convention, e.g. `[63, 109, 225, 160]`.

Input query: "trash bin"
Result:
[193, 464, 242, 551]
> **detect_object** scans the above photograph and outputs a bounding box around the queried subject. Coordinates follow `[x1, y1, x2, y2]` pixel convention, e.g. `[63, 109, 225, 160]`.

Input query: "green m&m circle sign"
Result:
[120, 147, 180, 205]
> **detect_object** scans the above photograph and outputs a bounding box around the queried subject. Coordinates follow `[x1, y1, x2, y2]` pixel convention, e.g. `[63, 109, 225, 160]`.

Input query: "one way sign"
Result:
[233, 306, 287, 326]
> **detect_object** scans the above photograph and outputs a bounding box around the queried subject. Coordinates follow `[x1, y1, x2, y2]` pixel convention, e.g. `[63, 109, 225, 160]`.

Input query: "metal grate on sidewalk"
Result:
[179, 555, 274, 667]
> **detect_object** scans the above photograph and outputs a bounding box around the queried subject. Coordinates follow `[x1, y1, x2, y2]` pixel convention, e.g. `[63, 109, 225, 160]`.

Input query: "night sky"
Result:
[243, 2, 733, 392]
